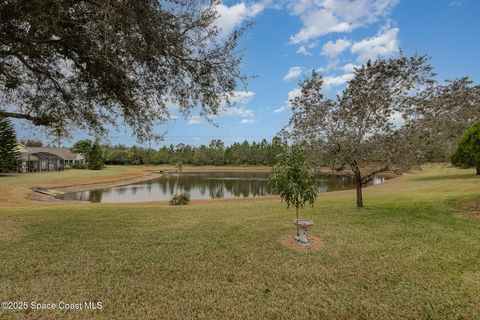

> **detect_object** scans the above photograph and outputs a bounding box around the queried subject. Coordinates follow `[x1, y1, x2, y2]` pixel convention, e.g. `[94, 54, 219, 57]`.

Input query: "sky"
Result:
[16, 0, 480, 148]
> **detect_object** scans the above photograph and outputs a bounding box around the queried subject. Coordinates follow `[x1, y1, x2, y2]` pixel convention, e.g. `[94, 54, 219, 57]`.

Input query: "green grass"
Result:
[0, 165, 479, 319]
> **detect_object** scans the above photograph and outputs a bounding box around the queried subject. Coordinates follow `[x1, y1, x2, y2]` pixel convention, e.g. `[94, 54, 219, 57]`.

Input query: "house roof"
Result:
[29, 147, 78, 160]
[16, 143, 83, 161]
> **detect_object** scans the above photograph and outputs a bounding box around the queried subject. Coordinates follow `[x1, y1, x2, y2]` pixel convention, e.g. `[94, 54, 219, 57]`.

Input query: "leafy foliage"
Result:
[87, 141, 104, 170]
[0, 0, 246, 141]
[169, 191, 191, 205]
[283, 56, 436, 207]
[19, 139, 43, 147]
[70, 163, 86, 170]
[98, 137, 287, 166]
[0, 117, 20, 173]
[451, 121, 480, 175]
[71, 140, 92, 157]
[268, 147, 317, 218]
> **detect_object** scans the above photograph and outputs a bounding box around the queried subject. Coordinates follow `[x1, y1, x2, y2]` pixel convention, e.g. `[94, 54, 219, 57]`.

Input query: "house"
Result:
[17, 143, 85, 172]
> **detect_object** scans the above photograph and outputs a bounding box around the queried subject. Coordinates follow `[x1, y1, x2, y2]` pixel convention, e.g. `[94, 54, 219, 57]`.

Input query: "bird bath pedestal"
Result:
[293, 219, 314, 245]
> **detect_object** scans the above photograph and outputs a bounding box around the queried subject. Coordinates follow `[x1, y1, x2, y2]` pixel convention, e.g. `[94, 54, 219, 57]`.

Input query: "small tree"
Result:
[170, 161, 190, 205]
[451, 122, 480, 175]
[269, 147, 318, 224]
[0, 117, 20, 173]
[71, 139, 93, 163]
[87, 141, 104, 170]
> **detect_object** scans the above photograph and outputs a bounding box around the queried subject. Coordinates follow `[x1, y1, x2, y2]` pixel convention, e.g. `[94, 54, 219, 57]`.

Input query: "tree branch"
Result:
[361, 165, 390, 185]
[0, 111, 54, 126]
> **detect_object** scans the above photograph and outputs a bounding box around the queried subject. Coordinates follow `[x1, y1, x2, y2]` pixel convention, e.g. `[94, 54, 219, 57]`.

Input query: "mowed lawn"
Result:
[0, 165, 479, 319]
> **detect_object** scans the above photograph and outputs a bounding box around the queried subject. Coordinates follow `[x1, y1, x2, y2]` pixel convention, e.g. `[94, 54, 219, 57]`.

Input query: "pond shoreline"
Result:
[38, 166, 399, 204]
[33, 166, 273, 202]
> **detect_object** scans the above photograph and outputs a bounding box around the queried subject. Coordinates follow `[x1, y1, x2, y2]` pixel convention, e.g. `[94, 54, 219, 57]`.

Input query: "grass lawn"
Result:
[0, 165, 479, 319]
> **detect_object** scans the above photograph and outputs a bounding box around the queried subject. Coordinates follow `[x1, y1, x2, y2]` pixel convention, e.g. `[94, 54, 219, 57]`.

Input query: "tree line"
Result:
[69, 137, 287, 167]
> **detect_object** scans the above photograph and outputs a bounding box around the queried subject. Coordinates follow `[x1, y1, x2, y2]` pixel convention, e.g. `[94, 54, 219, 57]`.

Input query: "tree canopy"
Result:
[283, 55, 435, 207]
[98, 137, 286, 166]
[268, 146, 317, 219]
[451, 121, 480, 175]
[403, 77, 480, 162]
[0, 117, 20, 173]
[0, 0, 245, 141]
[87, 140, 104, 170]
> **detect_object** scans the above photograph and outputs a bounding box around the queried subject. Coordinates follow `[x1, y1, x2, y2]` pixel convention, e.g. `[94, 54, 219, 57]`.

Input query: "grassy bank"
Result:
[0, 165, 479, 319]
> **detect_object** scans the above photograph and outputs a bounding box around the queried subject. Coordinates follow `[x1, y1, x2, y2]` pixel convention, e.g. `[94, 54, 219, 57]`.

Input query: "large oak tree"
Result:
[284, 56, 435, 207]
[0, 0, 245, 141]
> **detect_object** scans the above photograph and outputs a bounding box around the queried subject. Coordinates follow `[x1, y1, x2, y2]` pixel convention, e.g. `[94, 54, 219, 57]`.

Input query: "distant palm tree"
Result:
[174, 161, 183, 194]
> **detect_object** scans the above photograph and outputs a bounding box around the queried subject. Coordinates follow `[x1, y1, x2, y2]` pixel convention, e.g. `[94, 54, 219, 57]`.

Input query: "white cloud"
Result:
[288, 0, 399, 44]
[274, 87, 302, 113]
[228, 91, 256, 105]
[188, 115, 203, 125]
[323, 73, 355, 88]
[296, 42, 318, 55]
[341, 63, 360, 73]
[318, 58, 340, 72]
[350, 27, 400, 62]
[220, 91, 255, 116]
[193, 137, 201, 141]
[288, 87, 302, 101]
[450, 1, 462, 7]
[240, 118, 256, 124]
[221, 107, 254, 118]
[215, 2, 267, 37]
[274, 105, 289, 113]
[296, 45, 312, 55]
[290, 9, 351, 44]
[284, 67, 304, 81]
[321, 39, 352, 57]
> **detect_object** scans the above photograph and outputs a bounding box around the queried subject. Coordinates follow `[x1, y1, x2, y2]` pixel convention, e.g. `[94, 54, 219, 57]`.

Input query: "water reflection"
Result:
[58, 172, 385, 203]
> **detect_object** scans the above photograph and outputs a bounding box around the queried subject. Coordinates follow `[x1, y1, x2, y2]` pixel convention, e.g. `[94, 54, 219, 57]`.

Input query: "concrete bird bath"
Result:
[293, 219, 314, 245]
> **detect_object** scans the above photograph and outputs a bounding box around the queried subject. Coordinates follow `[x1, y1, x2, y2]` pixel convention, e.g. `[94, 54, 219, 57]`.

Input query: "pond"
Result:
[57, 171, 387, 203]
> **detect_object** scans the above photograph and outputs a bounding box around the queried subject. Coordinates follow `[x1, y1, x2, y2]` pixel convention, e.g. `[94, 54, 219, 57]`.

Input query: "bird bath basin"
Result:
[293, 219, 314, 245]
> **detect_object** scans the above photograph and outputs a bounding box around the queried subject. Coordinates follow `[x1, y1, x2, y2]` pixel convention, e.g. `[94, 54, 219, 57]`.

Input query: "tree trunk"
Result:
[356, 179, 363, 208]
[351, 162, 363, 208]
[295, 206, 299, 236]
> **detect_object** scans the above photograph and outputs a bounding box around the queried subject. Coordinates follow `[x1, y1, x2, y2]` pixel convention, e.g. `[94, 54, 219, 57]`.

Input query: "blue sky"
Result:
[16, 0, 480, 147]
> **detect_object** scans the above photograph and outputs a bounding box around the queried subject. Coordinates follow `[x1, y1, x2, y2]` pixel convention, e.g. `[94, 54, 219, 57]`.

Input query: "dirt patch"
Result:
[280, 235, 324, 252]
[458, 197, 480, 211]
[466, 213, 480, 219]
[455, 197, 480, 219]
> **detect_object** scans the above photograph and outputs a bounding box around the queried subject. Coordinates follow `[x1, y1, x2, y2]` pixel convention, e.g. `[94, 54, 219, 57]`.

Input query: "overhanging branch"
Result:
[0, 111, 54, 126]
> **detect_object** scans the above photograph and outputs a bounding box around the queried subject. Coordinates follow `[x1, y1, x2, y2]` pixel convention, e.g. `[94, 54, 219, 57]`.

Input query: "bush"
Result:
[451, 121, 480, 175]
[169, 191, 191, 205]
[69, 163, 86, 169]
[88, 141, 105, 170]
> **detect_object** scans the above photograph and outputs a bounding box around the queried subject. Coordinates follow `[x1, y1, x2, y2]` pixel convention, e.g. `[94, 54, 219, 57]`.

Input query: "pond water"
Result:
[57, 172, 386, 203]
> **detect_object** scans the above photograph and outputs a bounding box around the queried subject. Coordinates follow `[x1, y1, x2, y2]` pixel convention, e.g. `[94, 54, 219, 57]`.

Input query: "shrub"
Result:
[451, 121, 480, 175]
[88, 141, 105, 170]
[70, 163, 86, 169]
[169, 191, 191, 205]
